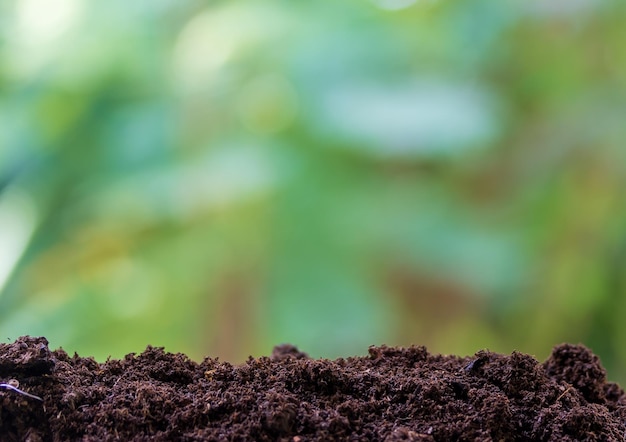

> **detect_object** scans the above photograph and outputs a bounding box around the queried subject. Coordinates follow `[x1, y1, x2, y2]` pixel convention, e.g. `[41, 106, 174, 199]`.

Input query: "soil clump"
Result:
[0, 336, 625, 441]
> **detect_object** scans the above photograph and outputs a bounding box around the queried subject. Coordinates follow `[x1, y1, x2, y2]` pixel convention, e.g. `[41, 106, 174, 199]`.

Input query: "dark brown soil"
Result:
[1, 337, 625, 441]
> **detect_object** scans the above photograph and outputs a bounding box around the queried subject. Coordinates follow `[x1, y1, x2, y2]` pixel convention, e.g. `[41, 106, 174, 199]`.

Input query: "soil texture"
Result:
[1, 336, 625, 441]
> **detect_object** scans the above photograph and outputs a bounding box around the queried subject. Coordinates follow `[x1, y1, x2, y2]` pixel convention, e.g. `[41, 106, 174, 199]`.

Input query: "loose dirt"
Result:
[1, 336, 624, 441]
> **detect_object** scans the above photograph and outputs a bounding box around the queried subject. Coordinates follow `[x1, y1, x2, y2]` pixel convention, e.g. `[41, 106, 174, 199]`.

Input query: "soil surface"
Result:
[1, 337, 625, 441]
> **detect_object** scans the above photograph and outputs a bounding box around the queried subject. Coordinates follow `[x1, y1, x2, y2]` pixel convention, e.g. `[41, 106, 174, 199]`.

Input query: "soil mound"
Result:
[1, 336, 625, 441]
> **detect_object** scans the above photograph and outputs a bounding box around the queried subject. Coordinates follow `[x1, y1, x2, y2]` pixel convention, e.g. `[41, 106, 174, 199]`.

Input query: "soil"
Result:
[1, 337, 625, 441]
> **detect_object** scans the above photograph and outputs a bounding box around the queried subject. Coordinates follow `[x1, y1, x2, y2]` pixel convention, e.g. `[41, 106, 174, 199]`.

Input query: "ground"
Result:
[0, 336, 625, 441]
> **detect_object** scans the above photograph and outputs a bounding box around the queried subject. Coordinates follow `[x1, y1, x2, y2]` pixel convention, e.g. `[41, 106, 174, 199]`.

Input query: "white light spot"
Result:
[16, 0, 82, 45]
[172, 11, 238, 91]
[320, 79, 498, 157]
[0, 188, 37, 294]
[172, 5, 290, 93]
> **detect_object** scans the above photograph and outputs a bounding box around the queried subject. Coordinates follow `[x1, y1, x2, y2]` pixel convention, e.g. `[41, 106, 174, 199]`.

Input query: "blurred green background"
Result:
[2, 0, 626, 382]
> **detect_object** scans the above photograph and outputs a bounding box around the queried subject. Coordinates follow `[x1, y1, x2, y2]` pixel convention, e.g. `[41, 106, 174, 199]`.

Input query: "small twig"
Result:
[556, 386, 571, 402]
[0, 383, 43, 401]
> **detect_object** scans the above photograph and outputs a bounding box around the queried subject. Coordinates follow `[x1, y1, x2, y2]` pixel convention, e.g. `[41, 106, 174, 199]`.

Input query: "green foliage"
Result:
[1, 0, 625, 382]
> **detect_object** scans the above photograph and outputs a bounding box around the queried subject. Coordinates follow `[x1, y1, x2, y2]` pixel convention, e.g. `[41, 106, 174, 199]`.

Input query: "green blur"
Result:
[1, 0, 625, 383]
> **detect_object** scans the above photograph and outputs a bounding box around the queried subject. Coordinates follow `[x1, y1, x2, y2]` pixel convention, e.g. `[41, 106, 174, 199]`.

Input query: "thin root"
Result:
[0, 383, 43, 401]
